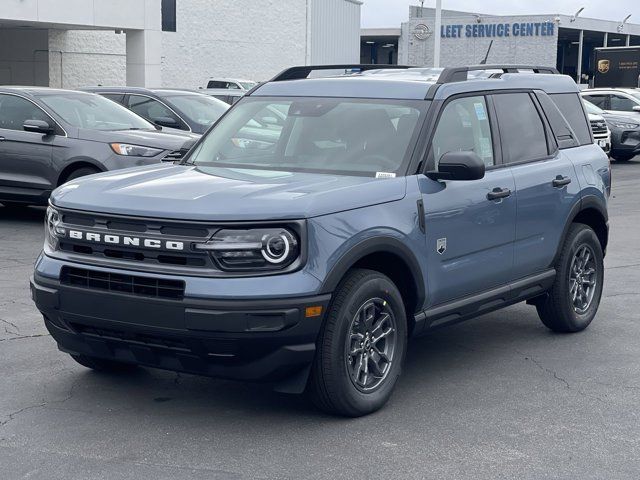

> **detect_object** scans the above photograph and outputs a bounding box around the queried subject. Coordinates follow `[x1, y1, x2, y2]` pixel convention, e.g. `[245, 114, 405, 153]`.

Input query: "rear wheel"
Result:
[309, 269, 407, 417]
[536, 223, 604, 333]
[70, 354, 137, 373]
[611, 154, 633, 162]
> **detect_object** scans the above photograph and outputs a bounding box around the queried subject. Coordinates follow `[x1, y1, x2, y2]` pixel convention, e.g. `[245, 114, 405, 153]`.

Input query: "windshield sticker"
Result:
[376, 172, 396, 179]
[474, 102, 487, 121]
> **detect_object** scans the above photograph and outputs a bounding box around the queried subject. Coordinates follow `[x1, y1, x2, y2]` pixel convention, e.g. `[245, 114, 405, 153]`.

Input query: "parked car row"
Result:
[581, 87, 640, 161]
[0, 85, 230, 207]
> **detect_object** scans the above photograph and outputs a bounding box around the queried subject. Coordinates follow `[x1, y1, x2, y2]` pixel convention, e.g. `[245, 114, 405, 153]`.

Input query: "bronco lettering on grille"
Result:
[68, 230, 184, 251]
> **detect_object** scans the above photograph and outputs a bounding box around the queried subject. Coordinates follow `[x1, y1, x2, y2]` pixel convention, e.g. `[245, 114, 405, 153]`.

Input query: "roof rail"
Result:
[437, 65, 560, 84]
[270, 64, 411, 82]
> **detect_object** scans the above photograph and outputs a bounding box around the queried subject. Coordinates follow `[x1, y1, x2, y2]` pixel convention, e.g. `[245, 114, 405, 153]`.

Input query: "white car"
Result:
[581, 88, 640, 117]
[201, 78, 257, 105]
[587, 111, 611, 154]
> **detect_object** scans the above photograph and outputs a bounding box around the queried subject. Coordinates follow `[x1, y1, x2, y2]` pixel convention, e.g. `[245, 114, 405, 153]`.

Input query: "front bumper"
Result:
[30, 270, 330, 386]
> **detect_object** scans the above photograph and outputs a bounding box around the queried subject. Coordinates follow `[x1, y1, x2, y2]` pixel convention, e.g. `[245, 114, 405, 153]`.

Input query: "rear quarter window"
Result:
[550, 93, 592, 146]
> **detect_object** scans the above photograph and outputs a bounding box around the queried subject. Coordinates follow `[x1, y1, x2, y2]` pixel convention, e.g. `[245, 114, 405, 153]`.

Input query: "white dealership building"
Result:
[0, 0, 362, 89]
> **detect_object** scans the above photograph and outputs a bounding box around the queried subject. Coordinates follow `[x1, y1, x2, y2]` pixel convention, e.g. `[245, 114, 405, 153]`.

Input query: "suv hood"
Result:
[50, 164, 407, 221]
[78, 128, 200, 151]
[600, 112, 640, 125]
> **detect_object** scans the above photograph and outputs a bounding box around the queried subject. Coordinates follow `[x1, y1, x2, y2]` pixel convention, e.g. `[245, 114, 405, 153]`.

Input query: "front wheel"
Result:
[309, 269, 407, 417]
[536, 223, 604, 333]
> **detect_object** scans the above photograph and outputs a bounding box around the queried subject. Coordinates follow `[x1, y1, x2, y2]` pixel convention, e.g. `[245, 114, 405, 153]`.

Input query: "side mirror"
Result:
[152, 116, 178, 128]
[23, 119, 54, 134]
[427, 151, 486, 181]
[632, 105, 640, 112]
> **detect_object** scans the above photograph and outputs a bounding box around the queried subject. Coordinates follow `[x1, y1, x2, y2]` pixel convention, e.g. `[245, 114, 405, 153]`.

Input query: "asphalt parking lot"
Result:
[1, 161, 639, 480]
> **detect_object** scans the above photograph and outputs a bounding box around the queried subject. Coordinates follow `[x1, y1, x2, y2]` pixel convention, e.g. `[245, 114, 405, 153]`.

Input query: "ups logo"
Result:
[598, 59, 610, 74]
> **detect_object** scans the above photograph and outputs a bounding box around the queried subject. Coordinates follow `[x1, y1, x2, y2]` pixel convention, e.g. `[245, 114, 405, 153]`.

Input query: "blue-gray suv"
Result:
[31, 65, 611, 416]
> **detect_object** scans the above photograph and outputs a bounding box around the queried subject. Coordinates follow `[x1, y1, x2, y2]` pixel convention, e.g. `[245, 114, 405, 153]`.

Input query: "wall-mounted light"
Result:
[618, 14, 632, 33]
[570, 7, 584, 23]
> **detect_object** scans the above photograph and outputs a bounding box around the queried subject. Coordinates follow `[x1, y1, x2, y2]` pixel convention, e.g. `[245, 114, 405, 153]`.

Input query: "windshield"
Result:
[164, 94, 229, 127]
[187, 97, 424, 176]
[583, 100, 605, 115]
[240, 82, 257, 90]
[38, 93, 154, 131]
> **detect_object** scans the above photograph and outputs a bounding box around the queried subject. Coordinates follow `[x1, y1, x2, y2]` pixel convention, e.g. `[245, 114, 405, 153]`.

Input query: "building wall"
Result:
[400, 8, 559, 68]
[2, 0, 361, 89]
[161, 0, 309, 88]
[48, 30, 126, 88]
[310, 0, 361, 65]
[0, 29, 49, 86]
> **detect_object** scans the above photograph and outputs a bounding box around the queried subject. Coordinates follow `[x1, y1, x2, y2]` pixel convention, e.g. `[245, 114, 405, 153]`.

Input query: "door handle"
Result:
[487, 187, 512, 201]
[0, 136, 5, 141]
[552, 175, 572, 188]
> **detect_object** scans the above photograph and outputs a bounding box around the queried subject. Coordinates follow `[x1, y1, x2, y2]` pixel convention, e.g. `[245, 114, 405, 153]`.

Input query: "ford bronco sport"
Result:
[31, 65, 611, 417]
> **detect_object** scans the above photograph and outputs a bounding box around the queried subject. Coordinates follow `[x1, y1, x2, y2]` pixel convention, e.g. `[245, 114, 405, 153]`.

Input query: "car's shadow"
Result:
[0, 205, 46, 223]
[58, 308, 558, 422]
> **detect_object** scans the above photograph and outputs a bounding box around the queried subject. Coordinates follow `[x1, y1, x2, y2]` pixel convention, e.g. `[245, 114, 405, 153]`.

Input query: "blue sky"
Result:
[362, 0, 639, 27]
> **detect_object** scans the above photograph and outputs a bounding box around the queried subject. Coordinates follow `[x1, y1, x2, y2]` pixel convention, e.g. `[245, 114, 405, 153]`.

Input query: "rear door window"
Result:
[126, 95, 186, 129]
[493, 93, 549, 164]
[101, 93, 125, 104]
[549, 93, 592, 146]
[610, 94, 638, 112]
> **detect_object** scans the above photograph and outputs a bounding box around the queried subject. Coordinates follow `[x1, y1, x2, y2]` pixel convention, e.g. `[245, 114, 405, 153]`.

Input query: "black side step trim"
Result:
[414, 269, 556, 335]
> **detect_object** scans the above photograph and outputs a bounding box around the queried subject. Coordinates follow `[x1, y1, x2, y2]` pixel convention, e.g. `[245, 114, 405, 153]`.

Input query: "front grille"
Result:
[590, 120, 608, 135]
[61, 266, 185, 300]
[69, 323, 239, 358]
[71, 323, 190, 352]
[58, 210, 216, 271]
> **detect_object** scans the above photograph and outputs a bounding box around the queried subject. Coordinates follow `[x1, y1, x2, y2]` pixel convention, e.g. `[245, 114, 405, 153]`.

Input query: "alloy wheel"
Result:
[569, 244, 598, 314]
[345, 298, 397, 392]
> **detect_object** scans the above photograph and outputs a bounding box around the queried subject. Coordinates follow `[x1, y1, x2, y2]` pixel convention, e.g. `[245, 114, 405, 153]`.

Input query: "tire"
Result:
[536, 223, 604, 333]
[63, 167, 100, 184]
[70, 354, 137, 373]
[611, 154, 633, 162]
[309, 268, 407, 417]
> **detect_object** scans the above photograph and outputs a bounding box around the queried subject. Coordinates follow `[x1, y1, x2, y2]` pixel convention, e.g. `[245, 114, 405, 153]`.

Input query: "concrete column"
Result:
[577, 29, 584, 84]
[433, 0, 442, 67]
[125, 29, 162, 87]
[125, 0, 162, 87]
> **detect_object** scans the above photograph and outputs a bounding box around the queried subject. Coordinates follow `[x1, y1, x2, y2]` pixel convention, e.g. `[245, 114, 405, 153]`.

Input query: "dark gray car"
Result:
[81, 87, 229, 134]
[0, 87, 199, 206]
[584, 100, 640, 161]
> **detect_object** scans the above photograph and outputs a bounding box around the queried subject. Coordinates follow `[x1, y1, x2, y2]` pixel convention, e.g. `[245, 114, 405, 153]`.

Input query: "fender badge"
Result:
[436, 238, 447, 255]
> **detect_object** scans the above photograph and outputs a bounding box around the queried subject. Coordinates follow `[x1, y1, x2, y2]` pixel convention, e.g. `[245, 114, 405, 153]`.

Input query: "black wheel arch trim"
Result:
[552, 194, 609, 266]
[318, 236, 426, 311]
[57, 157, 105, 186]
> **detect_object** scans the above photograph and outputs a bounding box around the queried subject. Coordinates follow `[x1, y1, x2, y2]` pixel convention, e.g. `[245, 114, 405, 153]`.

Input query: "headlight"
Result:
[44, 206, 64, 251]
[196, 228, 300, 271]
[611, 122, 640, 129]
[110, 143, 163, 157]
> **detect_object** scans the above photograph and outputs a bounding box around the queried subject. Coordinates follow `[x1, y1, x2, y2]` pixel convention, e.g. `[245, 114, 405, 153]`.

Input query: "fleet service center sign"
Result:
[440, 21, 556, 39]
